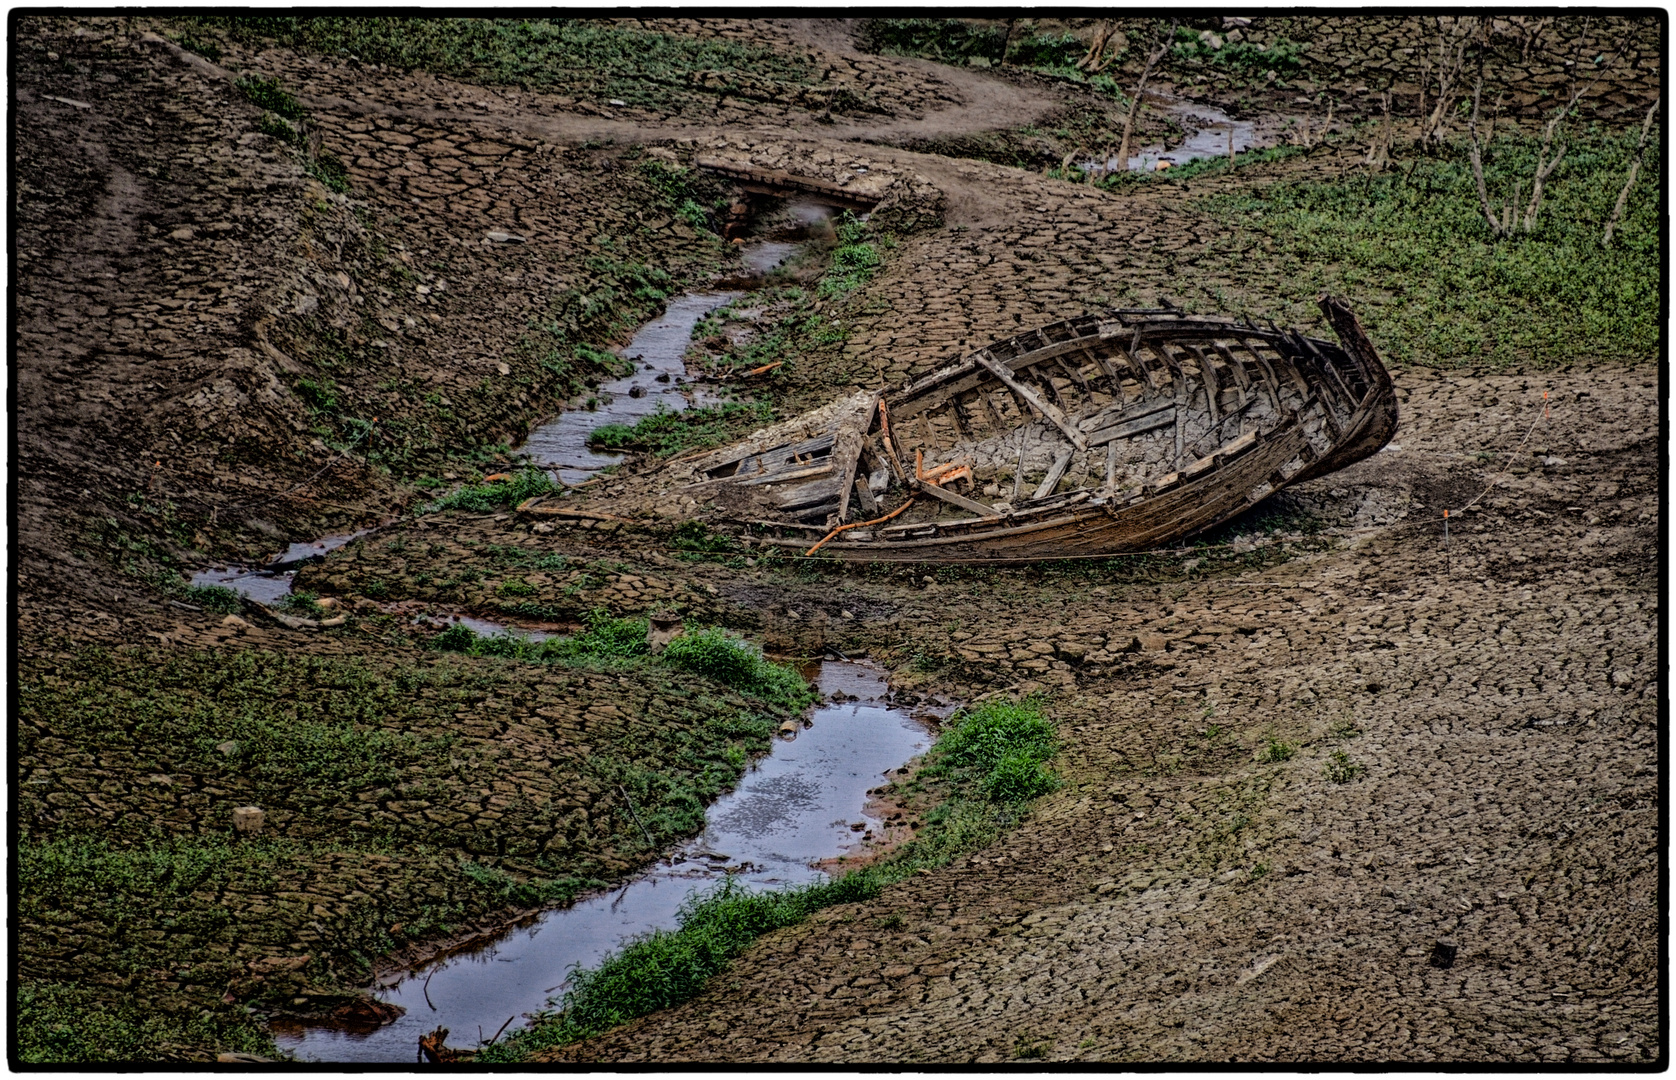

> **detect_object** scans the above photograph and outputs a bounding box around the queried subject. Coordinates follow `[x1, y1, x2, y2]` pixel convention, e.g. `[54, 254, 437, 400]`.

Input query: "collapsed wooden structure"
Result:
[525, 295, 1398, 562]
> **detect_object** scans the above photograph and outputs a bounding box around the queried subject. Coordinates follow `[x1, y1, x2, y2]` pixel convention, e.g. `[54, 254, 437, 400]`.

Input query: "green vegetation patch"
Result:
[1187, 129, 1661, 367]
[198, 17, 814, 111]
[818, 213, 882, 298]
[588, 399, 772, 457]
[427, 467, 563, 513]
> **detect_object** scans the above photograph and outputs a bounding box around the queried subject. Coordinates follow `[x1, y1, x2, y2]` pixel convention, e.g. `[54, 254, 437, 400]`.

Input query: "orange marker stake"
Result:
[1443, 509, 1450, 573]
[1544, 390, 1549, 422]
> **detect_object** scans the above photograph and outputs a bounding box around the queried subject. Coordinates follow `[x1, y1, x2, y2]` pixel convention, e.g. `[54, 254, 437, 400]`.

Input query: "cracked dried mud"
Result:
[12, 13, 1661, 1067]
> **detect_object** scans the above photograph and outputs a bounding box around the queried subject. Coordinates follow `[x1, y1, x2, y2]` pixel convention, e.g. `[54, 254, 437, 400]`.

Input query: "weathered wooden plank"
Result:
[976, 355, 1087, 450]
[852, 478, 879, 516]
[1088, 407, 1175, 447]
[1078, 396, 1173, 434]
[833, 396, 878, 523]
[738, 462, 834, 487]
[1031, 447, 1075, 501]
[918, 478, 1001, 518]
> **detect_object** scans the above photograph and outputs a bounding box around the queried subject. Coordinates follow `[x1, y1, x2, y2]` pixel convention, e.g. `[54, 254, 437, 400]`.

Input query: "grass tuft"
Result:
[426, 468, 562, 513]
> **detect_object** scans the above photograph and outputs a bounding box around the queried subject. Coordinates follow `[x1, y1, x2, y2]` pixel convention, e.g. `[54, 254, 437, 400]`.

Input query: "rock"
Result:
[220, 614, 249, 632]
[1137, 633, 1169, 652]
[168, 225, 195, 240]
[778, 720, 800, 738]
[496, 362, 512, 376]
[607, 99, 627, 107]
[484, 231, 525, 244]
[1611, 670, 1634, 687]
[1428, 938, 1458, 969]
[232, 806, 265, 835]
[248, 954, 310, 975]
[216, 740, 241, 757]
[841, 609, 855, 619]
[319, 615, 347, 627]
[628, 384, 646, 398]
[647, 616, 685, 653]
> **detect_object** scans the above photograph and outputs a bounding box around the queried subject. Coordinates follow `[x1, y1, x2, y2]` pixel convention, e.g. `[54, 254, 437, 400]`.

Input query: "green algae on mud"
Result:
[14, 633, 816, 1062]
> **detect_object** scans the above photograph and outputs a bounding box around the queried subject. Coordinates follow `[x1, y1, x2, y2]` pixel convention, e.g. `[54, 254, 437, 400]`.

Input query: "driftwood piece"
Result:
[419, 1027, 472, 1064]
[917, 478, 1001, 518]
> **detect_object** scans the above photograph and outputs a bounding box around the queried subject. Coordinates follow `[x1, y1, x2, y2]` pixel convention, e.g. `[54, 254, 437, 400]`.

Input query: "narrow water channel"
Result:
[192, 212, 826, 593]
[1087, 93, 1264, 172]
[276, 660, 934, 1063]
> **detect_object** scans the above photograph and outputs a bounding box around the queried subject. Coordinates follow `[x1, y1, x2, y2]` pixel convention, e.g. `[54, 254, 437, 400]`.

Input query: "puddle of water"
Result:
[189, 530, 371, 605]
[278, 661, 934, 1063]
[1086, 94, 1263, 173]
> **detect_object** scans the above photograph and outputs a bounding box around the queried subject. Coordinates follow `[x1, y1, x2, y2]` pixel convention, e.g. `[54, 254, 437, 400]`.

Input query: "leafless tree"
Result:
[1419, 17, 1477, 146]
[1603, 96, 1660, 246]
[1468, 23, 1635, 238]
[1076, 21, 1122, 74]
[1115, 19, 1177, 172]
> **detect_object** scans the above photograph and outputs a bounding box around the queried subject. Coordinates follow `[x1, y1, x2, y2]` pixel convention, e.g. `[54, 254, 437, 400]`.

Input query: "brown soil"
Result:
[14, 13, 1661, 1066]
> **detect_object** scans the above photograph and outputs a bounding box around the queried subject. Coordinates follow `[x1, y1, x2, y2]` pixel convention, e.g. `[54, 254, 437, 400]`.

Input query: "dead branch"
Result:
[1522, 26, 1634, 232]
[1603, 95, 1660, 246]
[1076, 21, 1121, 74]
[1421, 17, 1476, 144]
[1116, 19, 1177, 171]
[1466, 49, 1506, 238]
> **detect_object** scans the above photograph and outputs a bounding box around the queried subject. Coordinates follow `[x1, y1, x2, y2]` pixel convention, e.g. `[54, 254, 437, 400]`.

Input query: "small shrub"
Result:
[982, 749, 1061, 803]
[588, 400, 771, 457]
[431, 623, 478, 652]
[234, 74, 305, 120]
[255, 112, 300, 145]
[497, 579, 536, 598]
[307, 151, 351, 193]
[661, 627, 811, 710]
[1323, 750, 1366, 784]
[427, 468, 562, 513]
[180, 584, 242, 614]
[1257, 737, 1296, 764]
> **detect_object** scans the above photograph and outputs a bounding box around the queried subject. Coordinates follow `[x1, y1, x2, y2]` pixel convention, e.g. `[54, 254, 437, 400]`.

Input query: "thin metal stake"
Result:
[1443, 509, 1450, 573]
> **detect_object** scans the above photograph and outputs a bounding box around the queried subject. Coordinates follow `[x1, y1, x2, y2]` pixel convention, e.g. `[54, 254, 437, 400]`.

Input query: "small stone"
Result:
[496, 362, 511, 376]
[841, 609, 855, 620]
[1611, 670, 1634, 687]
[607, 99, 627, 107]
[484, 231, 525, 244]
[216, 740, 241, 757]
[168, 226, 195, 240]
[233, 806, 265, 835]
[221, 614, 249, 631]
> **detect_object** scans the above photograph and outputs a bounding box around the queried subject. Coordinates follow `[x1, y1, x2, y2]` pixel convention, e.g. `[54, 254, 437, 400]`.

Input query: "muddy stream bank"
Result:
[277, 661, 938, 1063]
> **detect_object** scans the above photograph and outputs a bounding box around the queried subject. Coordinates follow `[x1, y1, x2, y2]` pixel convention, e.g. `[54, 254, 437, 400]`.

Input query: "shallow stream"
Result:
[276, 661, 934, 1063]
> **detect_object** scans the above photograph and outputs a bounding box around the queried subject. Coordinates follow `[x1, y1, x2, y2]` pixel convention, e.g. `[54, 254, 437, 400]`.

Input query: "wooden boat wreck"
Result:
[528, 295, 1398, 562]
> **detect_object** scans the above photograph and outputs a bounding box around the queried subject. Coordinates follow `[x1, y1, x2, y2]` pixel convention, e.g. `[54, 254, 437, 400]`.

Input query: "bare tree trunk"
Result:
[1603, 95, 1660, 246]
[1466, 51, 1506, 239]
[1366, 89, 1393, 169]
[1076, 21, 1119, 73]
[1116, 20, 1176, 172]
